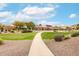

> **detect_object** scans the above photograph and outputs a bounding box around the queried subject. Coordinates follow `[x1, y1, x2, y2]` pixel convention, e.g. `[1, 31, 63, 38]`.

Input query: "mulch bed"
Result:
[45, 37, 79, 56]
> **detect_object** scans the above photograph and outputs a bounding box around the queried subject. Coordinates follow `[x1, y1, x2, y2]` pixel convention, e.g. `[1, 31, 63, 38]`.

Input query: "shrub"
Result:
[64, 36, 70, 40]
[71, 32, 79, 37]
[0, 38, 3, 45]
[54, 34, 65, 42]
[10, 30, 15, 33]
[22, 30, 32, 33]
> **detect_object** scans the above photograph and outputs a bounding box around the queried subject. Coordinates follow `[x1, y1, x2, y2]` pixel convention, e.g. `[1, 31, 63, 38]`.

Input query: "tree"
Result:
[13, 21, 35, 31]
[25, 22, 35, 30]
[65, 26, 72, 31]
[13, 21, 25, 30]
[0, 23, 4, 32]
[76, 24, 79, 30]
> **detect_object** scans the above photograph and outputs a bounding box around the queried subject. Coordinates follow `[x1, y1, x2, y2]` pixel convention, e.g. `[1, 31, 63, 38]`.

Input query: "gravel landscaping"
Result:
[45, 37, 79, 56]
[0, 40, 32, 56]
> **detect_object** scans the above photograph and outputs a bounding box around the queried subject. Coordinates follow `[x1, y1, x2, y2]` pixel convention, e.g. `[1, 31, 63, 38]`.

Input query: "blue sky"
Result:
[0, 3, 79, 26]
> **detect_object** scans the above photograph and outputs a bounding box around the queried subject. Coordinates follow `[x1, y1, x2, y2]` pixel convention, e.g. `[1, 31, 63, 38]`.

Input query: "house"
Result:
[34, 24, 53, 30]
[2, 25, 16, 33]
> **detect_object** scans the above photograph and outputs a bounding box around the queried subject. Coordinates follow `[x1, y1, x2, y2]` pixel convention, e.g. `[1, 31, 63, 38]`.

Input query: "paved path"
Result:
[28, 32, 54, 56]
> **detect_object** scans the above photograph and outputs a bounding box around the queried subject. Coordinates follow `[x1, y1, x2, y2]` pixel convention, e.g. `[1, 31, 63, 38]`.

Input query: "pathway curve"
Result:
[28, 32, 54, 56]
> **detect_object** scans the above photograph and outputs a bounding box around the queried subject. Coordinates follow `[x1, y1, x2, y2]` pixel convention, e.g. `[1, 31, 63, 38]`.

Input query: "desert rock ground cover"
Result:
[0, 40, 32, 56]
[45, 37, 79, 56]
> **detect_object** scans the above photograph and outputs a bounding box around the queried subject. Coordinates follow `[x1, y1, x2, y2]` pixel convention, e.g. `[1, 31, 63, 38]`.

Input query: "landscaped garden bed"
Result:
[45, 37, 79, 56]
[41, 32, 71, 40]
[42, 31, 79, 55]
[41, 31, 79, 41]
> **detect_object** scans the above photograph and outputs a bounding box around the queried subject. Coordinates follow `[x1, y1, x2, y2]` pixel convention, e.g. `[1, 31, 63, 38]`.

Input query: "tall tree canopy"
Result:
[13, 21, 35, 30]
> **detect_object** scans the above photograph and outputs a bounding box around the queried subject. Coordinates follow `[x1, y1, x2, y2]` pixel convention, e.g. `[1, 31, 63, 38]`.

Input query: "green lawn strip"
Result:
[41, 32, 71, 40]
[0, 32, 36, 40]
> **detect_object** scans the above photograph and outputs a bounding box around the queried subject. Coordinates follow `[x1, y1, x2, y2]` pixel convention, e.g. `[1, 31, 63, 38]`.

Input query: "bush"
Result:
[22, 30, 32, 33]
[71, 32, 79, 37]
[54, 34, 65, 42]
[0, 38, 3, 45]
[10, 30, 15, 33]
[64, 36, 70, 40]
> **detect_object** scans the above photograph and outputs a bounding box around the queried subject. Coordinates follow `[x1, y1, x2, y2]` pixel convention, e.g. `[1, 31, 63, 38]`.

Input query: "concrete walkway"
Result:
[28, 32, 54, 56]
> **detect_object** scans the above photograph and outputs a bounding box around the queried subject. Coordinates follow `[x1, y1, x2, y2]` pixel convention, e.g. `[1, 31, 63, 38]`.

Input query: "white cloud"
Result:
[15, 12, 33, 22]
[37, 20, 63, 26]
[0, 4, 58, 25]
[22, 6, 55, 15]
[0, 11, 15, 25]
[16, 12, 30, 19]
[47, 4, 59, 8]
[0, 11, 13, 18]
[14, 5, 56, 22]
[0, 3, 6, 7]
[69, 14, 77, 18]
[0, 3, 7, 10]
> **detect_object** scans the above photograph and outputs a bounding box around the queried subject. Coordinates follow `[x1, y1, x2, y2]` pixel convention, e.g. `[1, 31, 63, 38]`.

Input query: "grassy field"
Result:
[0, 32, 36, 40]
[41, 32, 71, 40]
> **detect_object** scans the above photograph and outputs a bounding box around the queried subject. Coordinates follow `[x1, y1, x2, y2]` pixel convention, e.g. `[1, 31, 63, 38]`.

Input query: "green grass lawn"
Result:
[41, 32, 71, 40]
[0, 32, 36, 40]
